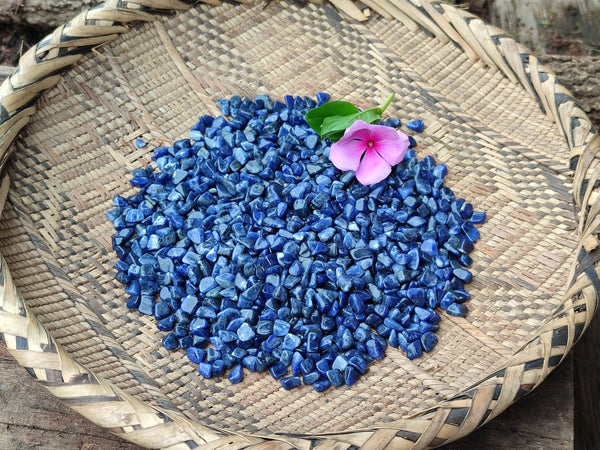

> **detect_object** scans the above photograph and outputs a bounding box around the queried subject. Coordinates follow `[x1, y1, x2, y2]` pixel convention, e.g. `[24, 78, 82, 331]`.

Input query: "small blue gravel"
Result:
[406, 120, 424, 132]
[109, 94, 485, 392]
[135, 138, 147, 148]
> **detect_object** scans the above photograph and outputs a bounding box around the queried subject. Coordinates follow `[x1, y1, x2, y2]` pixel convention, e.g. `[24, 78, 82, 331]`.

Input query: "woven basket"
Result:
[0, 0, 597, 448]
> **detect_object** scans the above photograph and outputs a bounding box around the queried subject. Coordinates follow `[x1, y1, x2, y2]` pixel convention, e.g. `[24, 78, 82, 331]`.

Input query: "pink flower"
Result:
[329, 120, 409, 186]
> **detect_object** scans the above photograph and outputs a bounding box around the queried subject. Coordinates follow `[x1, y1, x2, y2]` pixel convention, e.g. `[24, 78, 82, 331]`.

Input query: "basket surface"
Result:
[0, 0, 597, 448]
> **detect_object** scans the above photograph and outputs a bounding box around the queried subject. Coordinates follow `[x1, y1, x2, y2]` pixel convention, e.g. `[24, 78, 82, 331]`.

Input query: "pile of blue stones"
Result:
[107, 93, 484, 391]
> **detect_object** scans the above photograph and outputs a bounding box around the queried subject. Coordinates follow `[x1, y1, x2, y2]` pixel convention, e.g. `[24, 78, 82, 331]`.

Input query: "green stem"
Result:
[379, 93, 395, 115]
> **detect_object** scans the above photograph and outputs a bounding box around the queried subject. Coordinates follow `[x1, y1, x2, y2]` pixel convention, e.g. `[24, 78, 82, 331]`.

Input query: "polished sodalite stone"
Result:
[269, 361, 288, 379]
[325, 369, 344, 387]
[236, 322, 256, 342]
[405, 340, 423, 360]
[228, 363, 244, 383]
[406, 120, 424, 133]
[332, 354, 348, 372]
[162, 333, 178, 350]
[446, 302, 468, 317]
[186, 347, 207, 364]
[366, 339, 385, 360]
[198, 361, 213, 378]
[109, 94, 485, 393]
[280, 376, 302, 390]
[344, 365, 360, 386]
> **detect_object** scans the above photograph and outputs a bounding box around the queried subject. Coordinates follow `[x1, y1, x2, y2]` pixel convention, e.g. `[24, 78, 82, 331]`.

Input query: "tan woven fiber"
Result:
[0, 0, 598, 448]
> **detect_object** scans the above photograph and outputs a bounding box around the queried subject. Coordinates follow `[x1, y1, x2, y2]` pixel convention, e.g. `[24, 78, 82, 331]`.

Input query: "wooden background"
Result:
[0, 0, 599, 448]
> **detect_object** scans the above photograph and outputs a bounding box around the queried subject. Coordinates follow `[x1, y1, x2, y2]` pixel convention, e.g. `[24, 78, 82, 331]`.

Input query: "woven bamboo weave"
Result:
[0, 0, 597, 448]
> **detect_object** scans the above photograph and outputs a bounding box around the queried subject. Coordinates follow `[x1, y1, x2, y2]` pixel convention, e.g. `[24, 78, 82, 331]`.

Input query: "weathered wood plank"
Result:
[445, 353, 574, 449]
[490, 0, 600, 53]
[0, 342, 143, 450]
[574, 311, 600, 450]
[0, 65, 14, 80]
[1, 337, 574, 449]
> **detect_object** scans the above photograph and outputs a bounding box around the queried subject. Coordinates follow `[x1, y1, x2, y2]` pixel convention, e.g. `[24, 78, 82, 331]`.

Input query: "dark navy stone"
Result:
[269, 361, 288, 379]
[420, 331, 438, 352]
[162, 333, 178, 350]
[446, 302, 468, 317]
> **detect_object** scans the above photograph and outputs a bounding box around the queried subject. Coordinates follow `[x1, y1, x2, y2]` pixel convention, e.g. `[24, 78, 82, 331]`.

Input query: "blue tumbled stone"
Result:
[199, 277, 217, 293]
[406, 120, 424, 132]
[303, 371, 320, 385]
[187, 347, 207, 364]
[453, 268, 473, 283]
[228, 364, 244, 383]
[414, 306, 434, 321]
[332, 355, 348, 372]
[291, 351, 304, 376]
[421, 238, 438, 257]
[421, 331, 438, 352]
[273, 319, 291, 336]
[446, 302, 468, 317]
[366, 339, 384, 360]
[138, 295, 155, 315]
[237, 322, 256, 342]
[316, 92, 330, 105]
[407, 288, 425, 306]
[307, 332, 320, 353]
[461, 221, 480, 243]
[344, 365, 360, 386]
[198, 362, 213, 378]
[282, 333, 301, 350]
[154, 301, 171, 320]
[470, 211, 486, 224]
[406, 340, 423, 360]
[280, 376, 302, 390]
[157, 315, 175, 331]
[162, 333, 178, 350]
[269, 361, 288, 379]
[326, 369, 344, 387]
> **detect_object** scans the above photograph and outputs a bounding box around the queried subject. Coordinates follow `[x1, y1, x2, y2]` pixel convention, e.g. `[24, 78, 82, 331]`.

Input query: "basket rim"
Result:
[0, 0, 598, 448]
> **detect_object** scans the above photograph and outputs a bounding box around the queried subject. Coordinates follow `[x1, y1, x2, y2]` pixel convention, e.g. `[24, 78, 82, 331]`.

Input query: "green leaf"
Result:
[326, 131, 345, 143]
[321, 108, 383, 142]
[304, 93, 396, 142]
[304, 101, 358, 135]
[355, 108, 383, 125]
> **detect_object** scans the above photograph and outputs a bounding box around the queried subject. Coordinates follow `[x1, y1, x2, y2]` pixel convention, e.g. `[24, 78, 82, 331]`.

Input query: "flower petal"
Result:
[355, 148, 392, 186]
[329, 120, 372, 172]
[372, 127, 410, 166]
[330, 140, 366, 172]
